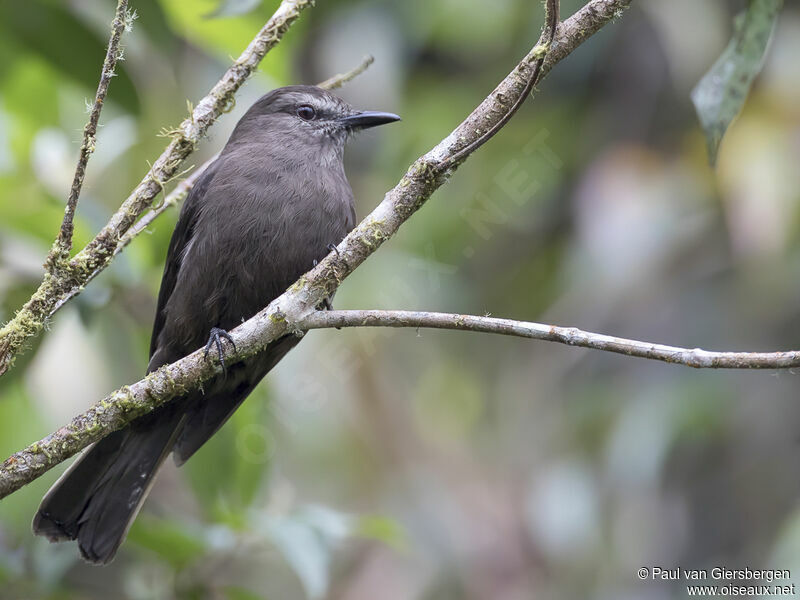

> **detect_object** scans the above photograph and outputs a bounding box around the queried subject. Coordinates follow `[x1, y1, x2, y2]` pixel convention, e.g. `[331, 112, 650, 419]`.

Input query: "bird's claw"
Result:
[204, 327, 236, 372]
[327, 243, 340, 257]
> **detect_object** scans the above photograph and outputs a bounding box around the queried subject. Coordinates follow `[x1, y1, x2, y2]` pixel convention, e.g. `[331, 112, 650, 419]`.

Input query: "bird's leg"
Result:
[315, 291, 333, 311]
[328, 241, 349, 272]
[204, 327, 236, 372]
[312, 246, 340, 322]
[310, 258, 330, 310]
[313, 250, 336, 311]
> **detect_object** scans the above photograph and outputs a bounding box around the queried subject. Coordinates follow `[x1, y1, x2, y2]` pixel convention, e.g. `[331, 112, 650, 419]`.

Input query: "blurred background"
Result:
[1, 0, 800, 598]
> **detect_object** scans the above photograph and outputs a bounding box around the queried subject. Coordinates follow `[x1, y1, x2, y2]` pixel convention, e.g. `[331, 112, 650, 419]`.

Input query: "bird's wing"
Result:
[148, 161, 219, 364]
[172, 335, 299, 465]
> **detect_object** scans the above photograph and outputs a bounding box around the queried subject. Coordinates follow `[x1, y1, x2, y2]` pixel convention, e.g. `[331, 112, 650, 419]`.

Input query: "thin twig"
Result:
[301, 310, 800, 369]
[434, 0, 559, 173]
[316, 55, 375, 90]
[0, 0, 633, 499]
[0, 0, 314, 377]
[50, 0, 129, 265]
[540, 0, 632, 78]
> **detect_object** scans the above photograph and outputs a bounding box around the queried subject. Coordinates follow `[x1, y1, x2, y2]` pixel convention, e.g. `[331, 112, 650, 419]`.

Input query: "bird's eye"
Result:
[296, 105, 316, 120]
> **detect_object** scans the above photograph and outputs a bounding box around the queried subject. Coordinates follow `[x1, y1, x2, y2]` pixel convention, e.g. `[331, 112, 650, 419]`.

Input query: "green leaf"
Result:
[691, 0, 783, 166]
[0, 0, 141, 115]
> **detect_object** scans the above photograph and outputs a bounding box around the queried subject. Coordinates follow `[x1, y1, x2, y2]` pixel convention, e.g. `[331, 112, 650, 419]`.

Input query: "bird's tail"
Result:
[32, 409, 184, 564]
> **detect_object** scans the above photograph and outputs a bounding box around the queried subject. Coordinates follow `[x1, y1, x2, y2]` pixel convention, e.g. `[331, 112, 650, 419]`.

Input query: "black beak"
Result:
[339, 111, 401, 130]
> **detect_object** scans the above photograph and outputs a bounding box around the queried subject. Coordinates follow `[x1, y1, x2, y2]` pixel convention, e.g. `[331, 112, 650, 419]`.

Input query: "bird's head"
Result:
[227, 85, 400, 157]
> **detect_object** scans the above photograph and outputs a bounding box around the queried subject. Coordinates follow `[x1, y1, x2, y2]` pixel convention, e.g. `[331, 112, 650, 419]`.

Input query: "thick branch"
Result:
[0, 0, 314, 377]
[302, 310, 800, 369]
[0, 0, 630, 498]
[51, 0, 129, 264]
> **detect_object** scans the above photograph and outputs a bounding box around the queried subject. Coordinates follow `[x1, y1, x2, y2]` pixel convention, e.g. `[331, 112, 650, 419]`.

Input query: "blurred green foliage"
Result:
[692, 0, 783, 165]
[1, 0, 800, 598]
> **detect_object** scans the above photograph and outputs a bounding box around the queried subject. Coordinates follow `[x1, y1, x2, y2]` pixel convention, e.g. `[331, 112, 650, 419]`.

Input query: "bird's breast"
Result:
[193, 165, 354, 325]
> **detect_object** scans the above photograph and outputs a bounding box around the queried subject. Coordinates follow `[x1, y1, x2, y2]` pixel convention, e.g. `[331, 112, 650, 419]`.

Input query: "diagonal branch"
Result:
[0, 0, 633, 499]
[50, 0, 130, 266]
[0, 0, 315, 378]
[302, 310, 800, 369]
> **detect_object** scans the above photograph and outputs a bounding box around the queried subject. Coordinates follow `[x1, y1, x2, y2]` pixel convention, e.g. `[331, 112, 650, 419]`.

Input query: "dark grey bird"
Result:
[31, 85, 400, 564]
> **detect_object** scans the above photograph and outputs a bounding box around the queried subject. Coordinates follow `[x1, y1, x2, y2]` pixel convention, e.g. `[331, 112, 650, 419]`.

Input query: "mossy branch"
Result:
[49, 0, 130, 268]
[0, 0, 635, 499]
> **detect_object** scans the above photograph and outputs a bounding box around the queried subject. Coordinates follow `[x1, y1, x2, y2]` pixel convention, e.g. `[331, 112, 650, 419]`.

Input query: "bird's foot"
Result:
[328, 242, 350, 272]
[311, 244, 342, 315]
[312, 244, 342, 269]
[204, 327, 236, 372]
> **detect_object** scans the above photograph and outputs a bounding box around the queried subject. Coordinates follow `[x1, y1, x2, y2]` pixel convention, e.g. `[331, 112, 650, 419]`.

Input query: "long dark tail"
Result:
[32, 409, 184, 564]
